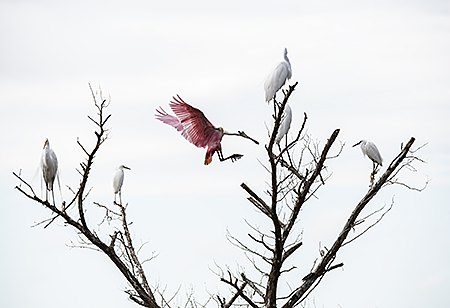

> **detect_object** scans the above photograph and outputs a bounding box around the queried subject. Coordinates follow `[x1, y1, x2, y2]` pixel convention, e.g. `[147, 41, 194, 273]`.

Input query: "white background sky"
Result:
[1, 0, 449, 307]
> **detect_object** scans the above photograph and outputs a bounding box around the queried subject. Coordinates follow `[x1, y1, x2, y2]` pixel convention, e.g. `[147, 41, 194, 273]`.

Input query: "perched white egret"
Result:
[275, 103, 292, 145]
[264, 48, 292, 103]
[41, 138, 58, 205]
[113, 165, 130, 204]
[353, 139, 383, 180]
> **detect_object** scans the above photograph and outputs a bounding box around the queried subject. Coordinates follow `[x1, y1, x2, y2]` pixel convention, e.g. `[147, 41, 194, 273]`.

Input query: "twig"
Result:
[13, 172, 37, 196]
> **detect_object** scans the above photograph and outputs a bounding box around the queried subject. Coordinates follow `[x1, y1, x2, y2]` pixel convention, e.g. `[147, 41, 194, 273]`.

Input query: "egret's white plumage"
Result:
[353, 139, 383, 166]
[275, 104, 292, 145]
[264, 48, 292, 102]
[41, 138, 58, 205]
[113, 165, 130, 204]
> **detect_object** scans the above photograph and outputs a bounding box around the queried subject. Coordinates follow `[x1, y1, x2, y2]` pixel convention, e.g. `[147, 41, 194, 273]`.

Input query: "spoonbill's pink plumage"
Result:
[156, 95, 258, 165]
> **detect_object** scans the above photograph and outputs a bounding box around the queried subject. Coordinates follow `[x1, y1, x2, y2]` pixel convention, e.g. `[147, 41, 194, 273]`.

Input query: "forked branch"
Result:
[14, 86, 160, 308]
[282, 137, 417, 308]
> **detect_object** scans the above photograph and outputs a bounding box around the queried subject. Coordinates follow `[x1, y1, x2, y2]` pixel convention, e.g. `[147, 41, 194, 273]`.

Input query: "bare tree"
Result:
[14, 85, 160, 308]
[217, 82, 427, 308]
[14, 83, 425, 308]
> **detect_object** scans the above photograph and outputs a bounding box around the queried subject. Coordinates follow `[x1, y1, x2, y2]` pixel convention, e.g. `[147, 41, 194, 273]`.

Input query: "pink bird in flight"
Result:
[156, 95, 258, 165]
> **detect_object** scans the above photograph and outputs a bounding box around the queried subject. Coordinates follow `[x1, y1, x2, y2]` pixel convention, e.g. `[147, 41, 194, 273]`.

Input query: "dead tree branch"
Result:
[14, 85, 160, 308]
[282, 137, 417, 308]
[220, 82, 425, 308]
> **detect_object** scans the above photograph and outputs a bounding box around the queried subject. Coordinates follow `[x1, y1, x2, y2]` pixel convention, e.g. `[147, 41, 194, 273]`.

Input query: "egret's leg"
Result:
[119, 191, 122, 205]
[52, 189, 55, 206]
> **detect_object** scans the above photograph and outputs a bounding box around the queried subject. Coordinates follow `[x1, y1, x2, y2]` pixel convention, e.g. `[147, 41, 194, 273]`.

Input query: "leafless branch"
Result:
[13, 172, 37, 197]
[227, 231, 272, 264]
[342, 199, 394, 246]
[241, 273, 265, 299]
[282, 137, 419, 308]
[14, 85, 159, 308]
[221, 272, 258, 308]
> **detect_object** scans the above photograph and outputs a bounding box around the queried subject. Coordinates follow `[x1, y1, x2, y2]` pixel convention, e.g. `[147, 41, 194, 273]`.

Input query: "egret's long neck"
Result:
[284, 51, 290, 64]
[284, 52, 291, 79]
[42, 148, 51, 165]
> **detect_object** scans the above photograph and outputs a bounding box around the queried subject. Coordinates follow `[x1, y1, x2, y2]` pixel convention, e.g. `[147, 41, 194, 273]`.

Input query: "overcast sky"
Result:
[1, 1, 449, 307]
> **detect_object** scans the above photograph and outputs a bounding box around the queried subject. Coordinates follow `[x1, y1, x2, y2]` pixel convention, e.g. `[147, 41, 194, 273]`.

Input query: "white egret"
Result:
[113, 165, 130, 204]
[353, 139, 383, 180]
[41, 138, 58, 205]
[275, 103, 292, 145]
[264, 48, 292, 103]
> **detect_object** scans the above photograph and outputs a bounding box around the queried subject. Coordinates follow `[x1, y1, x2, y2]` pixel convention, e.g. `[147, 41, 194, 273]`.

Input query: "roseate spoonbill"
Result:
[41, 138, 58, 205]
[113, 165, 130, 204]
[155, 95, 259, 165]
[264, 48, 292, 103]
[275, 103, 292, 145]
[353, 139, 383, 180]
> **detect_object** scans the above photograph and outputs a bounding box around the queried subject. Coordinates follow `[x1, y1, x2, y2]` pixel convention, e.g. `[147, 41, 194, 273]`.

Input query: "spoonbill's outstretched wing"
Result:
[155, 95, 222, 149]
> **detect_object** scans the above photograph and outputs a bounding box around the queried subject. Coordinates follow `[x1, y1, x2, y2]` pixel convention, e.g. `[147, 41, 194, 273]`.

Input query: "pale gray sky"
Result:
[1, 1, 449, 307]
